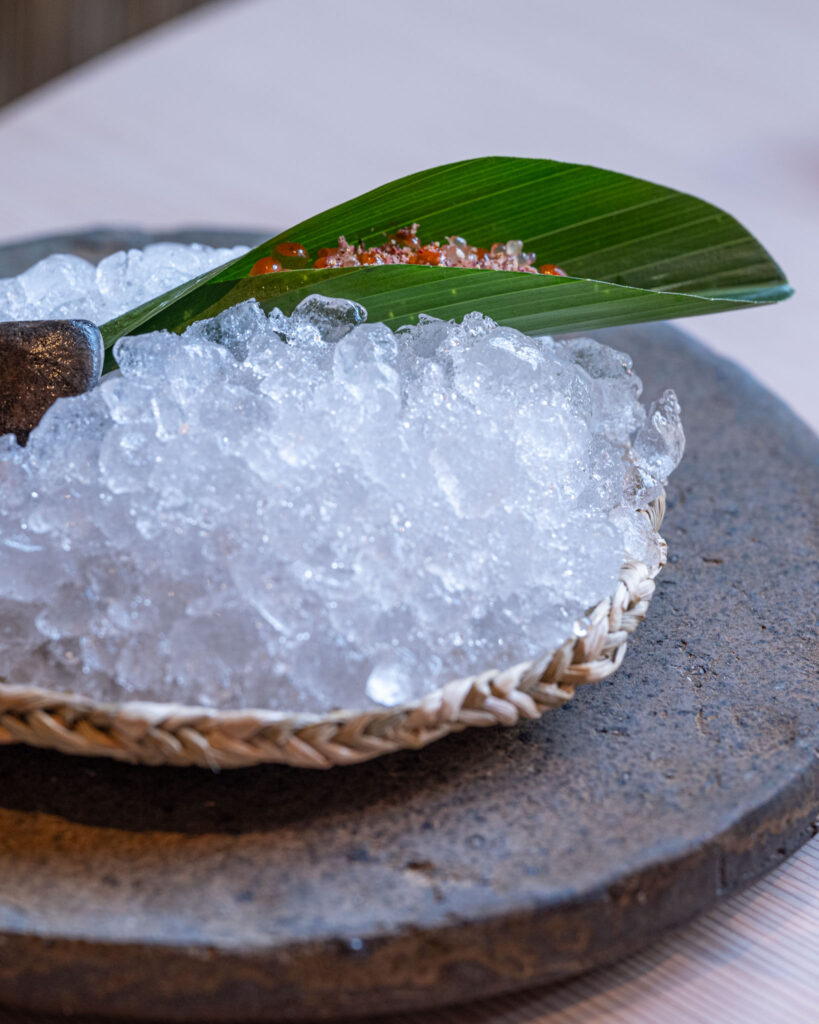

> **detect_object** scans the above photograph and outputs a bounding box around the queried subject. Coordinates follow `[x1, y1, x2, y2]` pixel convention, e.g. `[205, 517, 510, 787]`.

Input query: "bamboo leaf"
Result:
[100, 156, 791, 366]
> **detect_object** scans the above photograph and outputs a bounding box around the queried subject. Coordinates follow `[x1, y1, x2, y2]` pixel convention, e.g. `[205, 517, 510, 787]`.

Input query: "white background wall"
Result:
[0, 0, 816, 428]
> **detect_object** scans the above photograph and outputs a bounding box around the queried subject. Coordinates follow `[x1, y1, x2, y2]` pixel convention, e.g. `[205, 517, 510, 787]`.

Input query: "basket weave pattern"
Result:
[0, 497, 666, 770]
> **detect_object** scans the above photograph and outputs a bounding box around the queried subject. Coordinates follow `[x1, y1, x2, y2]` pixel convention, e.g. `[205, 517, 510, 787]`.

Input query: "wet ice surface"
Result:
[0, 243, 248, 325]
[0, 247, 684, 713]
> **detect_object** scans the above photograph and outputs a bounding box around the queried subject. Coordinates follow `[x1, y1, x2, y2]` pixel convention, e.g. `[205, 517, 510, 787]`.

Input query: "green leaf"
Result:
[100, 156, 791, 367]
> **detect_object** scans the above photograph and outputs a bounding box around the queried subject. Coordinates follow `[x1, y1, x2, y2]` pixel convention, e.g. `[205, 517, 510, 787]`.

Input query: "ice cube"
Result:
[633, 389, 685, 483]
[291, 294, 367, 344]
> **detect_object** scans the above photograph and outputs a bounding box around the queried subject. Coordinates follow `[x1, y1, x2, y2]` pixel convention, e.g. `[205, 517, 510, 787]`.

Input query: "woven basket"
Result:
[0, 495, 666, 770]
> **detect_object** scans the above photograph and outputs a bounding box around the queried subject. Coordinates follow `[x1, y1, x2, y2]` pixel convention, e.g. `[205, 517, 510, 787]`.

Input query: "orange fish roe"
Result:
[249, 256, 284, 276]
[275, 242, 310, 260]
[408, 246, 442, 266]
[249, 225, 567, 278]
[310, 224, 567, 276]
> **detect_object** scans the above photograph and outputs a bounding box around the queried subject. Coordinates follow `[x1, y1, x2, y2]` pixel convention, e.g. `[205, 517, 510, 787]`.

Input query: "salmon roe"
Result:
[408, 246, 442, 266]
[275, 242, 310, 260]
[248, 224, 566, 278]
[249, 256, 284, 276]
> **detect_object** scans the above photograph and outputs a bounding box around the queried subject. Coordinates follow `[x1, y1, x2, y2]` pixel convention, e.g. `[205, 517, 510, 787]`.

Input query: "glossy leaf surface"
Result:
[100, 156, 791, 364]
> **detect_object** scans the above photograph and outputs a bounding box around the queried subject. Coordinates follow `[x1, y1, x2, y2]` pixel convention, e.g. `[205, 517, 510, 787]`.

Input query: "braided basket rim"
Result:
[0, 494, 666, 770]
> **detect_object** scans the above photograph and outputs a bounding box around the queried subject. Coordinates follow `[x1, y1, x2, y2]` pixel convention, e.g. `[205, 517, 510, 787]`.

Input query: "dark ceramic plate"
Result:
[0, 231, 816, 1022]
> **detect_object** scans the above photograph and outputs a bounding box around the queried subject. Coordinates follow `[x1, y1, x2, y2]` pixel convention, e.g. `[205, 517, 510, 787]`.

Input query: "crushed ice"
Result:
[0, 246, 684, 712]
